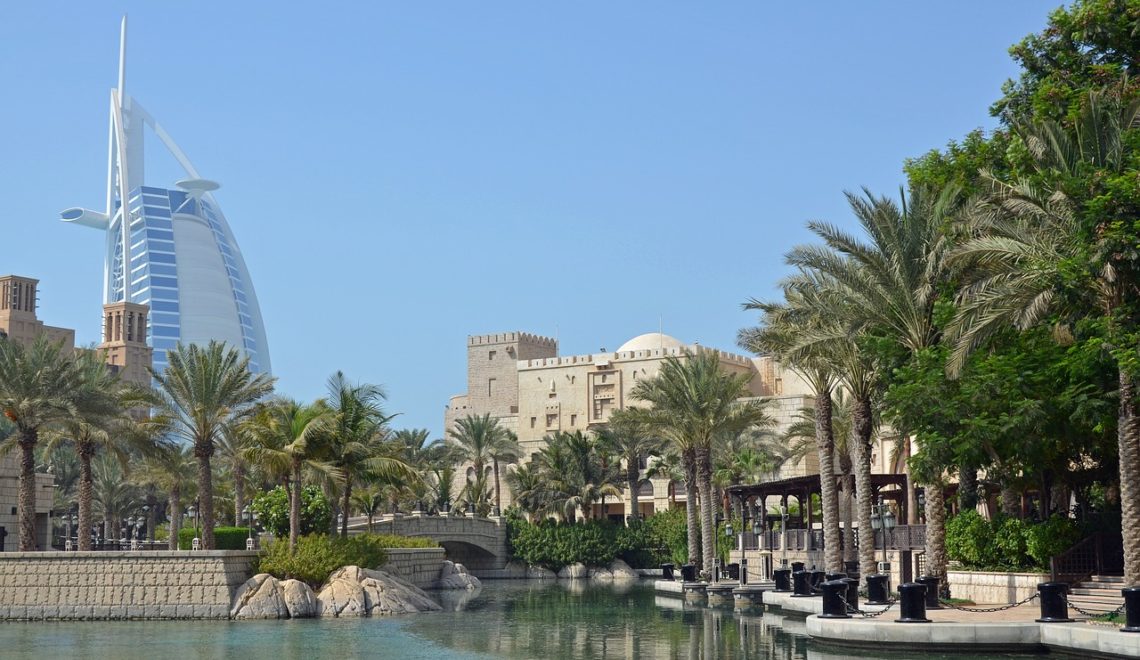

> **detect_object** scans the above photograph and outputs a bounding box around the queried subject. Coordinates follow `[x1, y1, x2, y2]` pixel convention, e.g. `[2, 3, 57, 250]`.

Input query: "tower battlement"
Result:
[468, 331, 558, 350]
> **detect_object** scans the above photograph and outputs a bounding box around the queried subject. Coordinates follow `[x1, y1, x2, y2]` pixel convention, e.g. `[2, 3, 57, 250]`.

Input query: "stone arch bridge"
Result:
[348, 515, 508, 571]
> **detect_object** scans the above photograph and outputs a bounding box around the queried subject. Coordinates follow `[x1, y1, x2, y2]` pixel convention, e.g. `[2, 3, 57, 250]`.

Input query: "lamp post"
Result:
[870, 497, 896, 574]
[187, 498, 200, 550]
[779, 504, 789, 567]
[242, 506, 254, 550]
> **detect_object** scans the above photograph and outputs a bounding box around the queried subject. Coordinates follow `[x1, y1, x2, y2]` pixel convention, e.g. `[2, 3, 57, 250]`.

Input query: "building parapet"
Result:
[468, 331, 557, 348]
[518, 343, 753, 369]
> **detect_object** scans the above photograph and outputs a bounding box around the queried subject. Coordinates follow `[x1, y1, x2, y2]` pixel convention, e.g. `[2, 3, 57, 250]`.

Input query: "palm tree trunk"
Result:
[17, 428, 38, 551]
[1117, 369, 1140, 585]
[234, 462, 246, 532]
[851, 395, 877, 583]
[1001, 484, 1021, 518]
[78, 442, 94, 551]
[924, 480, 948, 583]
[492, 458, 502, 515]
[683, 448, 699, 567]
[168, 486, 181, 551]
[628, 460, 639, 523]
[290, 463, 302, 552]
[341, 478, 352, 538]
[815, 389, 842, 573]
[145, 487, 157, 543]
[695, 443, 716, 577]
[194, 439, 215, 550]
[842, 473, 856, 565]
[959, 465, 978, 512]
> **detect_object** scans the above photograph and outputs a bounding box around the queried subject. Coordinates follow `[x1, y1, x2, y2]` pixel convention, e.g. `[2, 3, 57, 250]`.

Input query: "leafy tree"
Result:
[251, 485, 332, 539]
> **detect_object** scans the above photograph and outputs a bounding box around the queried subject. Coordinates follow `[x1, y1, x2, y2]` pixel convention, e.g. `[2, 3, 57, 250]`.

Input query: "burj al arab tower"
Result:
[60, 17, 271, 375]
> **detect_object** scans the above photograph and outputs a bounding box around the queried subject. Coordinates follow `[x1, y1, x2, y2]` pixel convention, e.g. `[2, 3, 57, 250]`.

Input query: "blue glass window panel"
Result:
[149, 289, 178, 301]
[140, 185, 166, 195]
[149, 253, 176, 264]
[143, 207, 172, 219]
[150, 301, 179, 313]
[147, 218, 174, 230]
[152, 338, 178, 350]
[149, 264, 177, 276]
[152, 326, 180, 338]
[148, 240, 176, 253]
[151, 313, 180, 326]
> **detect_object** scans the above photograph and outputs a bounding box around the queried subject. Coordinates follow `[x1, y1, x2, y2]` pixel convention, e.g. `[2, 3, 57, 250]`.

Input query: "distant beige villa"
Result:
[444, 330, 820, 518]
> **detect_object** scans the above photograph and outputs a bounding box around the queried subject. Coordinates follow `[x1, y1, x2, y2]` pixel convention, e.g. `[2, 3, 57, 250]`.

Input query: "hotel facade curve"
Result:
[58, 17, 271, 375]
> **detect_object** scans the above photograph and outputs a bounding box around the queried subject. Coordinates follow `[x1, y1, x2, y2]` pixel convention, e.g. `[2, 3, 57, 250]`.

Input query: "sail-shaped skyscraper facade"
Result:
[60, 17, 271, 375]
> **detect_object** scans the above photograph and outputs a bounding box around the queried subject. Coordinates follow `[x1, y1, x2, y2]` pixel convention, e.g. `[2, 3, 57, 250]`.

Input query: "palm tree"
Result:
[448, 414, 520, 516]
[535, 430, 621, 521]
[600, 410, 663, 522]
[646, 450, 685, 508]
[0, 336, 83, 550]
[150, 341, 274, 549]
[784, 183, 959, 583]
[351, 484, 384, 532]
[629, 351, 772, 575]
[134, 443, 196, 549]
[948, 87, 1140, 584]
[242, 398, 335, 551]
[217, 425, 253, 528]
[91, 453, 139, 543]
[44, 348, 151, 550]
[741, 285, 847, 574]
[324, 371, 412, 537]
[505, 461, 547, 521]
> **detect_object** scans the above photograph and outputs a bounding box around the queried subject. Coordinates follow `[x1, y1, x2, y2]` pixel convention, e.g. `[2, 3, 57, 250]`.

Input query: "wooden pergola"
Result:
[726, 473, 910, 530]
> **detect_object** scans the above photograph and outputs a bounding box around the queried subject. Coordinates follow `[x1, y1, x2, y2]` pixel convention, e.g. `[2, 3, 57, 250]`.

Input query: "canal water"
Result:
[0, 580, 1041, 659]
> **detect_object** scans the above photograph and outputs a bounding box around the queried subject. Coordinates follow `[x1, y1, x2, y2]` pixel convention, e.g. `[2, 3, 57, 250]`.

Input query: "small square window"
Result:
[530, 417, 537, 429]
[570, 414, 577, 426]
[489, 350, 496, 361]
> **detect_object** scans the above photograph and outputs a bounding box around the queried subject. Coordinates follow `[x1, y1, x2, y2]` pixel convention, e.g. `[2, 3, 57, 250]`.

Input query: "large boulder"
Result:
[608, 559, 639, 579]
[527, 565, 557, 580]
[557, 562, 589, 579]
[360, 568, 442, 614]
[501, 561, 530, 579]
[436, 561, 481, 590]
[590, 567, 614, 581]
[317, 567, 369, 617]
[230, 574, 289, 619]
[281, 579, 318, 618]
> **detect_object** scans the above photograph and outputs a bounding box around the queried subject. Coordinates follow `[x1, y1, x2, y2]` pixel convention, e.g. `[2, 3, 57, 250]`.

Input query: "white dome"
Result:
[617, 332, 685, 353]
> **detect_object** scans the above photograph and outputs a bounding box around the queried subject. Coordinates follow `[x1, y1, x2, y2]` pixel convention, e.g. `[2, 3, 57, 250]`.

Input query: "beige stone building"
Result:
[445, 330, 815, 518]
[0, 274, 153, 550]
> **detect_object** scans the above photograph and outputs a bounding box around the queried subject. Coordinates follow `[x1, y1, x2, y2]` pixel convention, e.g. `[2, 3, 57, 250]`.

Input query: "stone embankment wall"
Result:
[0, 551, 258, 620]
[947, 570, 1048, 604]
[377, 548, 447, 589]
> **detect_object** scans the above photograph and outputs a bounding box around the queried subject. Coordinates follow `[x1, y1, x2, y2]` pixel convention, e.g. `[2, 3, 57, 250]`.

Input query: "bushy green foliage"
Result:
[177, 526, 252, 550]
[945, 510, 996, 568]
[256, 533, 436, 588]
[506, 511, 677, 570]
[946, 512, 1081, 571]
[250, 485, 332, 538]
[643, 507, 688, 566]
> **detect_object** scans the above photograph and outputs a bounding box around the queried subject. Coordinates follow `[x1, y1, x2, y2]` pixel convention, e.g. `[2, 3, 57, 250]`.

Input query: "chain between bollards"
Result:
[838, 590, 898, 618]
[1064, 596, 1128, 620]
[936, 592, 1038, 614]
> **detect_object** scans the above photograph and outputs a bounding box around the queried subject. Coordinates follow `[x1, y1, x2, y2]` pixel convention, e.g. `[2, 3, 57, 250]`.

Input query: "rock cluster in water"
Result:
[231, 564, 473, 619]
[556, 559, 639, 580]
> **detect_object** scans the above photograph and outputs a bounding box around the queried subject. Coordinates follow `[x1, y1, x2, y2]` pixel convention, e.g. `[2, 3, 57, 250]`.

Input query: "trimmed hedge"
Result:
[946, 511, 1079, 571]
[177, 526, 252, 550]
[507, 512, 674, 570]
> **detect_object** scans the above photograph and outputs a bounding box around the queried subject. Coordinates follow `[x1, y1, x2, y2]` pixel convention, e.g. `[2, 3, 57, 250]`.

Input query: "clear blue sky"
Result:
[1, 2, 1056, 438]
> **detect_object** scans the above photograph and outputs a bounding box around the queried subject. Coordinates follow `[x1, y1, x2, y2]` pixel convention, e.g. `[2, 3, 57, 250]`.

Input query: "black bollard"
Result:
[791, 561, 805, 573]
[844, 577, 860, 612]
[895, 583, 932, 623]
[740, 558, 748, 586]
[917, 575, 942, 609]
[727, 563, 740, 581]
[680, 564, 697, 582]
[866, 573, 890, 605]
[792, 570, 813, 597]
[1122, 587, 1140, 633]
[661, 563, 675, 581]
[1035, 582, 1073, 623]
[810, 570, 827, 593]
[773, 568, 792, 592]
[826, 572, 847, 583]
[819, 580, 851, 619]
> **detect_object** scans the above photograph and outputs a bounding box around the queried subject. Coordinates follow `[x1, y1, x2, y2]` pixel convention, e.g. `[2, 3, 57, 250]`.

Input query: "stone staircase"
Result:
[1068, 575, 1125, 616]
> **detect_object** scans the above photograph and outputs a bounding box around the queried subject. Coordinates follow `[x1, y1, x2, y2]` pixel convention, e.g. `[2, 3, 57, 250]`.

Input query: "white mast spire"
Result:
[117, 15, 127, 105]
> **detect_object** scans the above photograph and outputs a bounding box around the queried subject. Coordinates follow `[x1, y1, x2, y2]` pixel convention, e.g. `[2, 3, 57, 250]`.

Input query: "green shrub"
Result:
[177, 526, 252, 550]
[643, 507, 688, 566]
[250, 486, 332, 538]
[946, 510, 996, 567]
[1026, 514, 1080, 568]
[257, 534, 392, 588]
[507, 510, 679, 570]
[994, 516, 1031, 569]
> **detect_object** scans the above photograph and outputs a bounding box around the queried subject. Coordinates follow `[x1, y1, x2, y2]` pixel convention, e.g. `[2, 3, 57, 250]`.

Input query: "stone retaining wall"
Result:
[378, 547, 446, 589]
[947, 570, 1047, 604]
[0, 551, 258, 620]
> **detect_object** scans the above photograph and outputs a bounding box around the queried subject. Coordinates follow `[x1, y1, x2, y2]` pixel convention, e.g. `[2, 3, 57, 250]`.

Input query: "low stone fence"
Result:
[378, 548, 446, 589]
[947, 570, 1048, 604]
[0, 551, 258, 620]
